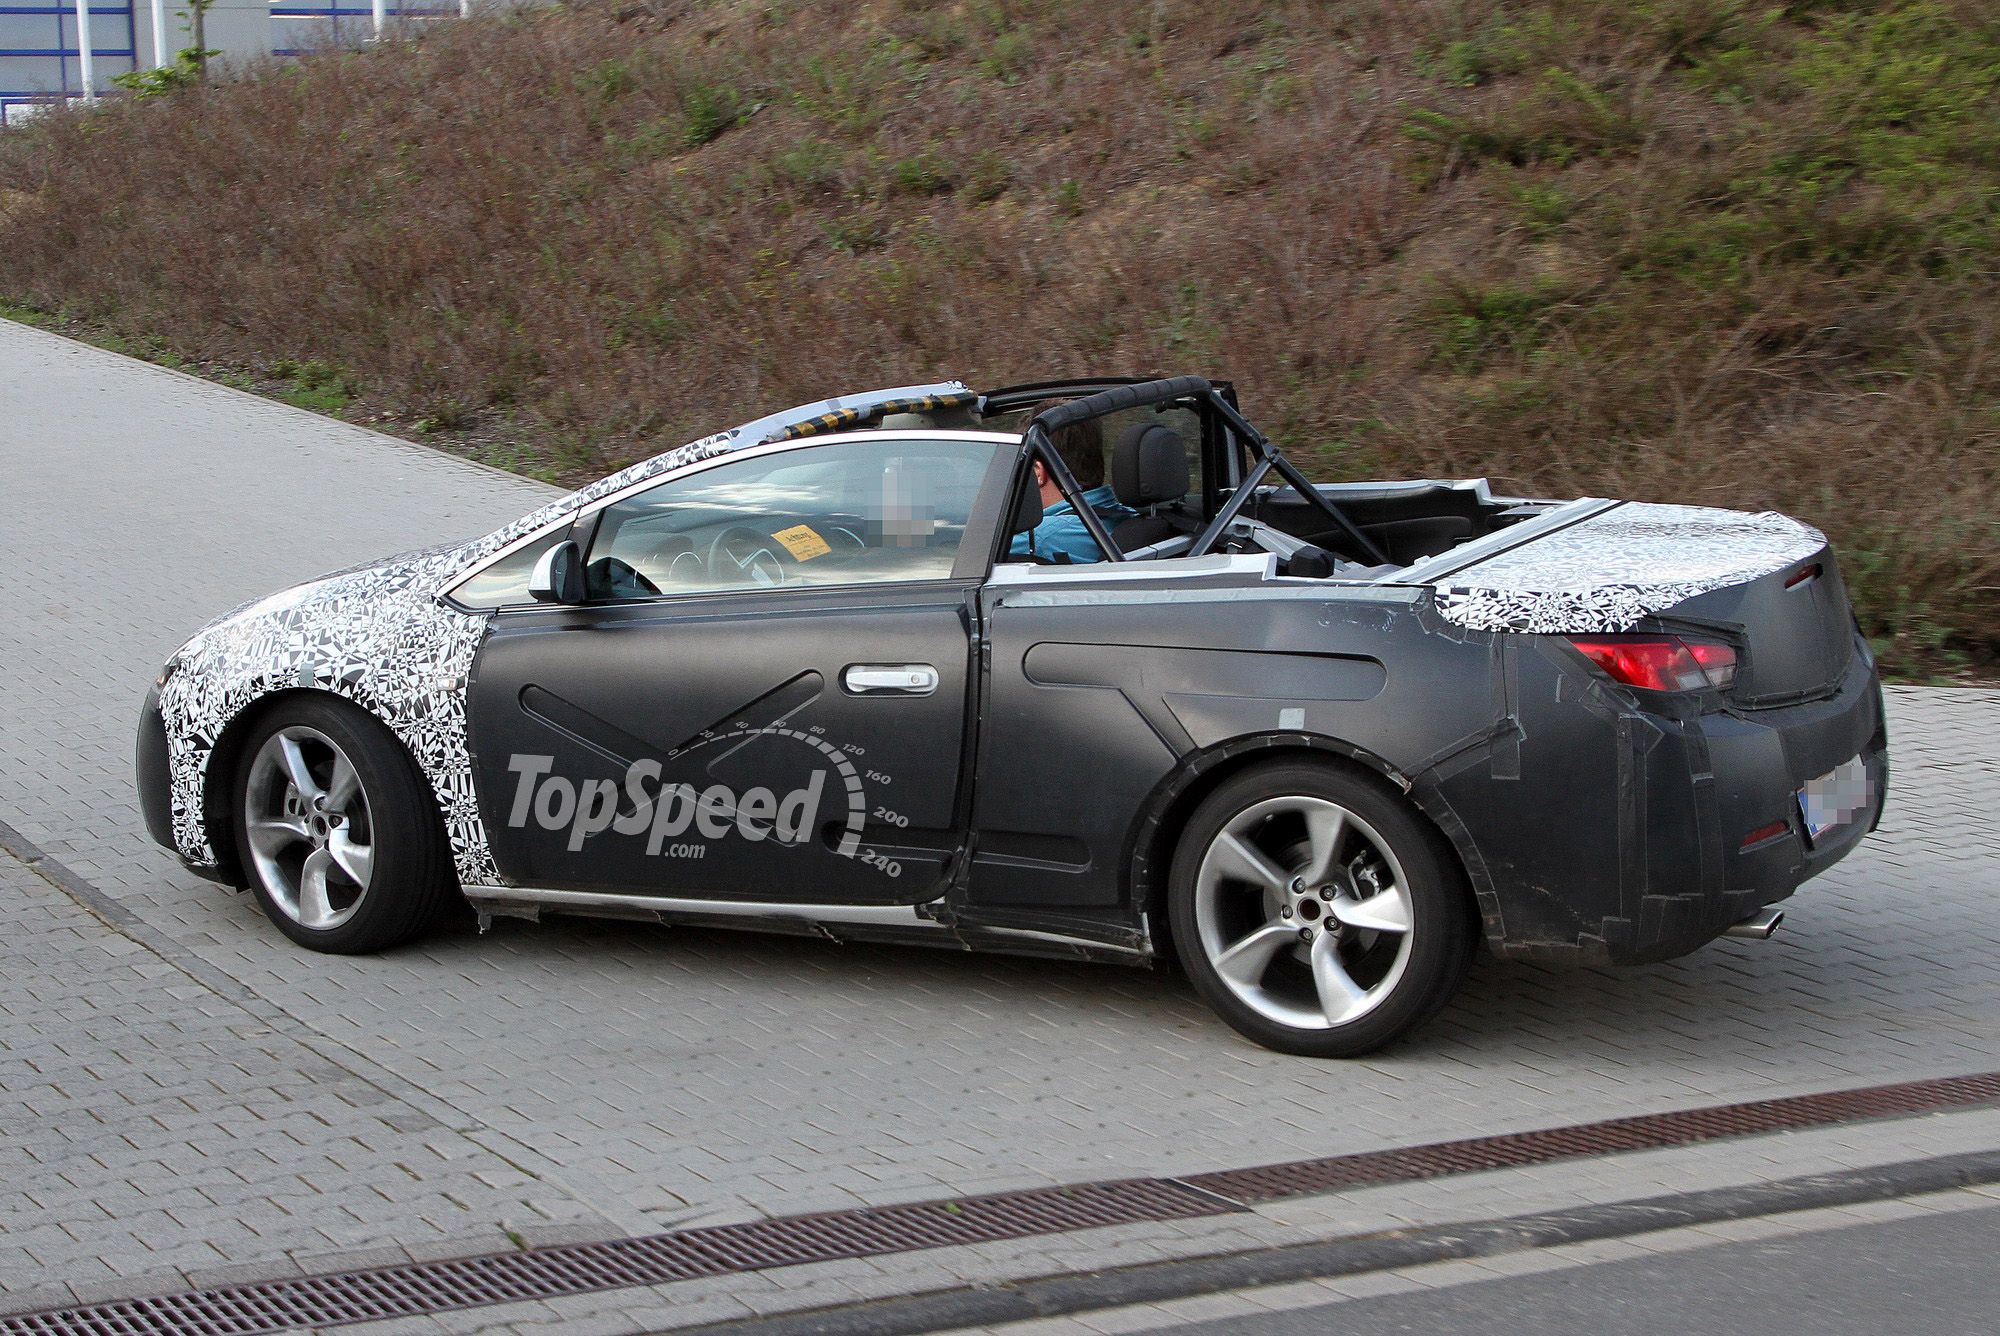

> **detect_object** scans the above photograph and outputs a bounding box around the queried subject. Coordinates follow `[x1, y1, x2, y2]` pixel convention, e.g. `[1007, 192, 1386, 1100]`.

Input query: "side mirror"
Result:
[528, 540, 586, 605]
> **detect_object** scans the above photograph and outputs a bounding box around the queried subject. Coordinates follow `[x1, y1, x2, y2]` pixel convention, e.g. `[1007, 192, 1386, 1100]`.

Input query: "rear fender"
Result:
[1123, 731, 1498, 959]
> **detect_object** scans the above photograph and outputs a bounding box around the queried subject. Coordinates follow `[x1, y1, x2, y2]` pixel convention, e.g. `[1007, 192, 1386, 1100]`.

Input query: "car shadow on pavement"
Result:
[367, 877, 1958, 1081]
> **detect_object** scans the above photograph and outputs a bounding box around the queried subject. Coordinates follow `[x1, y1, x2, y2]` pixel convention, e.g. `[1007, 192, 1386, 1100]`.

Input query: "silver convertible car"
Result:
[137, 376, 1887, 1056]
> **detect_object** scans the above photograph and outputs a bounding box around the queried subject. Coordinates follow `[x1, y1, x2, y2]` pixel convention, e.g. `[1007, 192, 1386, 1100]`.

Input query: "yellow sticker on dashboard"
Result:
[770, 524, 832, 561]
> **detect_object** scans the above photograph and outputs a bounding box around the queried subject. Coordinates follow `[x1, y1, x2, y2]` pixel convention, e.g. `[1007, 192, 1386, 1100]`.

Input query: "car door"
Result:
[463, 433, 1017, 905]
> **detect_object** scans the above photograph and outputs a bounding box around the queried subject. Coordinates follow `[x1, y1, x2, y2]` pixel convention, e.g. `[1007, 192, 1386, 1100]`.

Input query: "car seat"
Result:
[1110, 423, 1193, 552]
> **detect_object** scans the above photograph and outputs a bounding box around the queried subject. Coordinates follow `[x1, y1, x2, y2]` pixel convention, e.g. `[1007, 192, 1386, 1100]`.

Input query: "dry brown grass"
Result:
[1, 0, 1994, 675]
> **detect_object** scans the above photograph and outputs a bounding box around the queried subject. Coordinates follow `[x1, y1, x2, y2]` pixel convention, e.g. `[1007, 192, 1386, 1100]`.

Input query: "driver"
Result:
[1010, 404, 1136, 564]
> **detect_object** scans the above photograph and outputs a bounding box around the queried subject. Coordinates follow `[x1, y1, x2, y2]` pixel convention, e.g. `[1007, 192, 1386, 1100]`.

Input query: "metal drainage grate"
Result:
[1181, 1069, 2000, 1203]
[0, 1179, 1232, 1336]
[7, 1069, 1998, 1336]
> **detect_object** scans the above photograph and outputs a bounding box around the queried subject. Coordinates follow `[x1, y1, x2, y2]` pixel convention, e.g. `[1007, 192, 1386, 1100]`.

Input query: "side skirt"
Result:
[460, 885, 1152, 965]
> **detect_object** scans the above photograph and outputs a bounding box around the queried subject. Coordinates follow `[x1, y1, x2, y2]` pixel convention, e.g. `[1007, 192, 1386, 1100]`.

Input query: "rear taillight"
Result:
[1566, 635, 1738, 692]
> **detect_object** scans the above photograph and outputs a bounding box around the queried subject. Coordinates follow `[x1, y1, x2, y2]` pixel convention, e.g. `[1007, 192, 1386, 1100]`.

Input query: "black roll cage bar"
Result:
[1019, 376, 1390, 567]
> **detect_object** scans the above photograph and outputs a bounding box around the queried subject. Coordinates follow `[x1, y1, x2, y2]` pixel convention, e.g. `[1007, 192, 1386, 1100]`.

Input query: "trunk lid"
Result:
[1412, 500, 1848, 701]
[1665, 553, 1858, 706]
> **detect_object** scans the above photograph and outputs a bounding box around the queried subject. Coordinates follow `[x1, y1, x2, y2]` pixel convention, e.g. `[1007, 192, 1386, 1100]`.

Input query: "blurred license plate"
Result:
[1798, 756, 1871, 841]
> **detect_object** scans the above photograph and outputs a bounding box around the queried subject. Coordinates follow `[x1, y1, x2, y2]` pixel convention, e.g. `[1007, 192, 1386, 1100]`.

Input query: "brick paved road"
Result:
[0, 849, 601, 1311]
[2, 317, 1998, 1311]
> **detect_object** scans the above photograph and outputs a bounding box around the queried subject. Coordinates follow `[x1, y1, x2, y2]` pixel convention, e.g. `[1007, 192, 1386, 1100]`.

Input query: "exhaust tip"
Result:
[1724, 906, 1785, 940]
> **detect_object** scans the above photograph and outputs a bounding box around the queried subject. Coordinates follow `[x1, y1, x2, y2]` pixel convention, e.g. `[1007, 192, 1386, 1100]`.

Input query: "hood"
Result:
[166, 539, 474, 678]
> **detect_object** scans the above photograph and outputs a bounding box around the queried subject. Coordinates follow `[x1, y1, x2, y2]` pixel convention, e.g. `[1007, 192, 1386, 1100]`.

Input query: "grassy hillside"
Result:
[1, 0, 1994, 676]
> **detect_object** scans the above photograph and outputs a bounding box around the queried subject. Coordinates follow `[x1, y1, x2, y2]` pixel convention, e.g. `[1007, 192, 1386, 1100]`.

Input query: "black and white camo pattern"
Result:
[1432, 502, 1825, 634]
[157, 430, 739, 882]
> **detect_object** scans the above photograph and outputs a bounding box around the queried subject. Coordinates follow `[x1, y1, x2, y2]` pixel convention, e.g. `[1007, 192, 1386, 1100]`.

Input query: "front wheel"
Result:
[232, 696, 453, 954]
[1168, 761, 1474, 1058]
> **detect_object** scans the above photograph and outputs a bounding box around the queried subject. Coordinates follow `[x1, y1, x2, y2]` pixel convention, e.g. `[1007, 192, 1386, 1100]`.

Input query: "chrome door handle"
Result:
[842, 664, 939, 696]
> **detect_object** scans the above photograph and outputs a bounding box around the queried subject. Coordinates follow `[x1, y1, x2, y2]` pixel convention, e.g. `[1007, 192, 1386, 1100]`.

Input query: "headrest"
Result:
[1112, 423, 1191, 507]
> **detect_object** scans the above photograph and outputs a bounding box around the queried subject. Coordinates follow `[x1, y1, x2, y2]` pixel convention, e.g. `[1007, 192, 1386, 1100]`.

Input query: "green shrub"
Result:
[888, 148, 954, 196]
[111, 49, 213, 98]
[791, 49, 901, 138]
[820, 212, 888, 253]
[575, 57, 638, 104]
[681, 83, 745, 146]
[962, 148, 1012, 202]
[1429, 278, 1570, 371]
[775, 136, 841, 189]
[978, 29, 1031, 83]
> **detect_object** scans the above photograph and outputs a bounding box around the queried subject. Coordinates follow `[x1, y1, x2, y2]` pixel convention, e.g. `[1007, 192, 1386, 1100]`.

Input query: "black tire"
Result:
[231, 694, 454, 954]
[1167, 760, 1474, 1058]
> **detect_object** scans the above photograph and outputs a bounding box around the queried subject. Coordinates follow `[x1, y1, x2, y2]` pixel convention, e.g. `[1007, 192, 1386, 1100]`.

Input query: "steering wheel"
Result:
[642, 535, 704, 590]
[706, 525, 792, 589]
[822, 524, 869, 554]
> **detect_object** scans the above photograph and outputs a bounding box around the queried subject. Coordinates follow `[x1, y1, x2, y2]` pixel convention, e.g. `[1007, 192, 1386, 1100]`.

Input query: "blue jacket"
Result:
[1009, 485, 1138, 564]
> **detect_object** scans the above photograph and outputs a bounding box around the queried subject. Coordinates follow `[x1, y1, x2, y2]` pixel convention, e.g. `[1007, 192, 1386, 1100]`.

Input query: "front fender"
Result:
[153, 576, 497, 886]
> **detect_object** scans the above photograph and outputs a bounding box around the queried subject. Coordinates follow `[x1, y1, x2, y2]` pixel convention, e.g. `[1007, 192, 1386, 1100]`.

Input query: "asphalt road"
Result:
[1151, 1204, 2000, 1336]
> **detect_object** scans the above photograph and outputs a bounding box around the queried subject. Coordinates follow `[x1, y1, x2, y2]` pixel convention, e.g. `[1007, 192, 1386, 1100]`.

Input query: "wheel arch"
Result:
[198, 686, 439, 889]
[1124, 733, 1496, 961]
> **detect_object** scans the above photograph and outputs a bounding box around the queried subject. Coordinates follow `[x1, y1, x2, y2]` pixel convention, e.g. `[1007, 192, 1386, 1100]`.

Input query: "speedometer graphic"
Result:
[664, 723, 870, 861]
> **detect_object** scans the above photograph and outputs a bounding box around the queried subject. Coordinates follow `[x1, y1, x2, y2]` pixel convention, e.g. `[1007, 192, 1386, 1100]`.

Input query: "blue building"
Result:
[1, 1, 137, 120]
[1, 0, 460, 123]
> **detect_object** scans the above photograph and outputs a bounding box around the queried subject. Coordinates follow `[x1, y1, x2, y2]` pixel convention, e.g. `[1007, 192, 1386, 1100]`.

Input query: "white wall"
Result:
[131, 0, 270, 70]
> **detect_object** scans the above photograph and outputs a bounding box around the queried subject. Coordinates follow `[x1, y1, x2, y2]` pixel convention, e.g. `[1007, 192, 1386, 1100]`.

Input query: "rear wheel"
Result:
[232, 696, 452, 954]
[1168, 761, 1473, 1057]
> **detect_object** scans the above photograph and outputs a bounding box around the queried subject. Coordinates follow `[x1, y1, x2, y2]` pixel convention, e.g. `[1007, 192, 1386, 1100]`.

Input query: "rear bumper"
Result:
[1685, 664, 1888, 958]
[1438, 634, 1887, 965]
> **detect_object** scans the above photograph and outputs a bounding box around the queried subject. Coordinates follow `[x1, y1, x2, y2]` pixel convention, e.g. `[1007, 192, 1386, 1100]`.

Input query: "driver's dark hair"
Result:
[1032, 399, 1105, 489]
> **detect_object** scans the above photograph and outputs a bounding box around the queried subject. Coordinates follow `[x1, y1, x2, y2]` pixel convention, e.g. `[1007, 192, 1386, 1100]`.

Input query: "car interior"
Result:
[447, 382, 1555, 610]
[576, 438, 996, 600]
[975, 402, 1539, 579]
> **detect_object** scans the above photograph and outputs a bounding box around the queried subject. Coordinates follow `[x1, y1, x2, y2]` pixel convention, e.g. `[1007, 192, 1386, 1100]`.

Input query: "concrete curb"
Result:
[665, 1150, 2000, 1336]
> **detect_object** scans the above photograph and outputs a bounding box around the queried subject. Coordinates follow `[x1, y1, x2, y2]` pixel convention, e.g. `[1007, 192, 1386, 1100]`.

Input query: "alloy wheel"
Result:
[1192, 794, 1415, 1031]
[242, 724, 375, 931]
